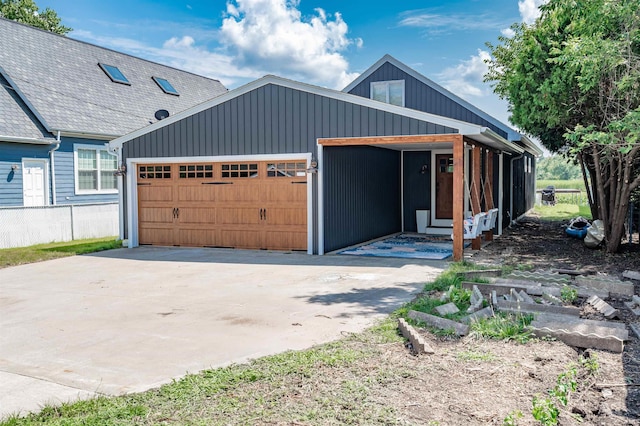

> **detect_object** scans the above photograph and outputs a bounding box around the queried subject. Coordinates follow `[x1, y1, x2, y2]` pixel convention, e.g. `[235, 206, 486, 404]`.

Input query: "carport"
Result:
[318, 132, 524, 261]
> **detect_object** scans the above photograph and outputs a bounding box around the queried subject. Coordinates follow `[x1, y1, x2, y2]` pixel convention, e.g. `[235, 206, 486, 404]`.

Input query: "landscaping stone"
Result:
[542, 293, 564, 306]
[519, 290, 535, 304]
[435, 302, 460, 316]
[462, 281, 557, 297]
[457, 269, 503, 280]
[467, 285, 483, 313]
[491, 290, 498, 306]
[440, 285, 455, 302]
[624, 296, 640, 316]
[511, 288, 524, 302]
[575, 276, 635, 296]
[528, 313, 629, 353]
[586, 295, 619, 319]
[508, 271, 570, 284]
[630, 323, 640, 339]
[553, 268, 596, 276]
[623, 270, 640, 281]
[460, 306, 494, 324]
[408, 310, 469, 336]
[495, 300, 580, 317]
[398, 318, 435, 354]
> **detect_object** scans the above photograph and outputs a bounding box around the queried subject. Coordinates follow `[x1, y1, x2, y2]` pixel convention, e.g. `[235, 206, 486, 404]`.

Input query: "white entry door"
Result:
[22, 160, 48, 206]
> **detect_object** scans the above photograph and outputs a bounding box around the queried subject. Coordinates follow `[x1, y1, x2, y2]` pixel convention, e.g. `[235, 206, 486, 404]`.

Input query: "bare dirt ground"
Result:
[356, 213, 640, 425]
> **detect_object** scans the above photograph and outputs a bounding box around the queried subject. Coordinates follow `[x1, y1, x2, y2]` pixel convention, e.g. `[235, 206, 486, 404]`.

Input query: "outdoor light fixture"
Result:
[11, 164, 19, 172]
[306, 159, 318, 174]
[420, 164, 428, 174]
[114, 164, 127, 176]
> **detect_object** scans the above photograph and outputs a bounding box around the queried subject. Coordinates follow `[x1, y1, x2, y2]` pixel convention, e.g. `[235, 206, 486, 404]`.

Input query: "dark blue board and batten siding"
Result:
[121, 82, 458, 253]
[346, 61, 509, 140]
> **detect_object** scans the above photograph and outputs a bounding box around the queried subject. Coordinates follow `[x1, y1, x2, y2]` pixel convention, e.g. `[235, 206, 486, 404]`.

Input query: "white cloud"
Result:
[519, 0, 547, 25]
[71, 30, 260, 87]
[398, 10, 510, 34]
[437, 49, 492, 99]
[501, 27, 515, 38]
[220, 0, 360, 89]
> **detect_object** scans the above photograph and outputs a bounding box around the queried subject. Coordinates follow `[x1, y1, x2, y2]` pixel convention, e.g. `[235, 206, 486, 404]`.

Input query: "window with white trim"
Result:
[370, 80, 405, 106]
[74, 145, 117, 194]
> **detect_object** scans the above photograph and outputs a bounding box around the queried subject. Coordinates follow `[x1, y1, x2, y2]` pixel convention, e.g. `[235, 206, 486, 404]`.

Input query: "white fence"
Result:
[0, 203, 119, 249]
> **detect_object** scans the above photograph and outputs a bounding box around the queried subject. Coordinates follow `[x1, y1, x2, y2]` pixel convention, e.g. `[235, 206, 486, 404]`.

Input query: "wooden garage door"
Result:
[137, 161, 307, 250]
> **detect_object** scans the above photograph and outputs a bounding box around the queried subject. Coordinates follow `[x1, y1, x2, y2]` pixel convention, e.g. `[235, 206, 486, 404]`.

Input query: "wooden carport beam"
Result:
[318, 134, 463, 146]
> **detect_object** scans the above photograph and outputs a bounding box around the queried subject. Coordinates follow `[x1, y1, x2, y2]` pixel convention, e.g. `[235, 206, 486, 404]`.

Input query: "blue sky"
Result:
[40, 0, 546, 127]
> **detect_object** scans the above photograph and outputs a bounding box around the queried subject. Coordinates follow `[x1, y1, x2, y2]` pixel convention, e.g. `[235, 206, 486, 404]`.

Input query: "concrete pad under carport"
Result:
[0, 247, 446, 419]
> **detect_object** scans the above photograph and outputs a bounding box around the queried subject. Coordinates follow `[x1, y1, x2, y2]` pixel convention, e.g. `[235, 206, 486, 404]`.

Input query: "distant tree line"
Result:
[536, 156, 582, 180]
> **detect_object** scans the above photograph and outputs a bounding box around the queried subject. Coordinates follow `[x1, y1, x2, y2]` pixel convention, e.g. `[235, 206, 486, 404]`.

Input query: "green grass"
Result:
[469, 313, 534, 343]
[533, 203, 592, 220]
[0, 237, 121, 269]
[536, 179, 585, 191]
[0, 328, 402, 426]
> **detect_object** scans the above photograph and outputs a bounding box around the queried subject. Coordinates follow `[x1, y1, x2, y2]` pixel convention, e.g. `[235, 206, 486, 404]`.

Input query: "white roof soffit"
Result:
[110, 75, 500, 150]
[0, 135, 55, 145]
[343, 54, 521, 141]
[467, 128, 525, 154]
[518, 134, 544, 157]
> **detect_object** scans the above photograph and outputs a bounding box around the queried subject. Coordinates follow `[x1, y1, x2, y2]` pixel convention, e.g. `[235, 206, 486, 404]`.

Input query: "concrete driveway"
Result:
[0, 247, 446, 418]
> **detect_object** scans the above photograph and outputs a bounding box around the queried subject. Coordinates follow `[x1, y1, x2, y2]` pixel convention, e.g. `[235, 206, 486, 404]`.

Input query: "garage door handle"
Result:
[176, 208, 180, 219]
[172, 208, 177, 219]
[263, 209, 267, 220]
[291, 181, 307, 185]
[259, 208, 263, 220]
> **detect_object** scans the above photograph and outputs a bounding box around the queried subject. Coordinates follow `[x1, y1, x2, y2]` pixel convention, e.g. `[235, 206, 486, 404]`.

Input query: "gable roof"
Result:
[0, 70, 55, 144]
[344, 55, 524, 139]
[110, 74, 524, 155]
[0, 18, 228, 141]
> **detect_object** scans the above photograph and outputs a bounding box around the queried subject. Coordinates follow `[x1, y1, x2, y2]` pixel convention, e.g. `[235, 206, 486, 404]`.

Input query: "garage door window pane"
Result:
[179, 164, 213, 178]
[221, 163, 258, 178]
[267, 162, 306, 177]
[139, 165, 171, 179]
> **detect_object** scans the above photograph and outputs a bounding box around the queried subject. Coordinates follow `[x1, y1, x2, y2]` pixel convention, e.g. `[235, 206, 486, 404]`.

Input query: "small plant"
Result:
[531, 362, 583, 425]
[550, 368, 577, 406]
[560, 285, 578, 303]
[579, 352, 599, 375]
[503, 409, 523, 426]
[532, 395, 560, 425]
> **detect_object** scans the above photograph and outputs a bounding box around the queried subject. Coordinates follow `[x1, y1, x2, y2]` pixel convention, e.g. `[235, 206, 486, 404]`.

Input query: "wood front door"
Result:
[137, 161, 307, 251]
[435, 154, 454, 219]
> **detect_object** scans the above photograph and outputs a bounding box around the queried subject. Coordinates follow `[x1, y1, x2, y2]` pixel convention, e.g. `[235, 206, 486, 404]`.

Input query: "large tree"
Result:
[486, 0, 640, 253]
[0, 0, 71, 34]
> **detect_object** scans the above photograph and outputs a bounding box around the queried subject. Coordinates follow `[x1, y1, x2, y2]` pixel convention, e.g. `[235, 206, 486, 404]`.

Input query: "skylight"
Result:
[152, 76, 179, 95]
[98, 63, 130, 85]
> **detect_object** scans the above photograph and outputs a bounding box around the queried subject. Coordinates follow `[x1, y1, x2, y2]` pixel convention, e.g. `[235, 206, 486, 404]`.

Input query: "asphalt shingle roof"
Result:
[0, 73, 54, 141]
[0, 18, 228, 138]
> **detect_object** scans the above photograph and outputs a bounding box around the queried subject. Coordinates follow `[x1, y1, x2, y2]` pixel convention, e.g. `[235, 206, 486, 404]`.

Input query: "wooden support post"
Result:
[453, 136, 464, 261]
